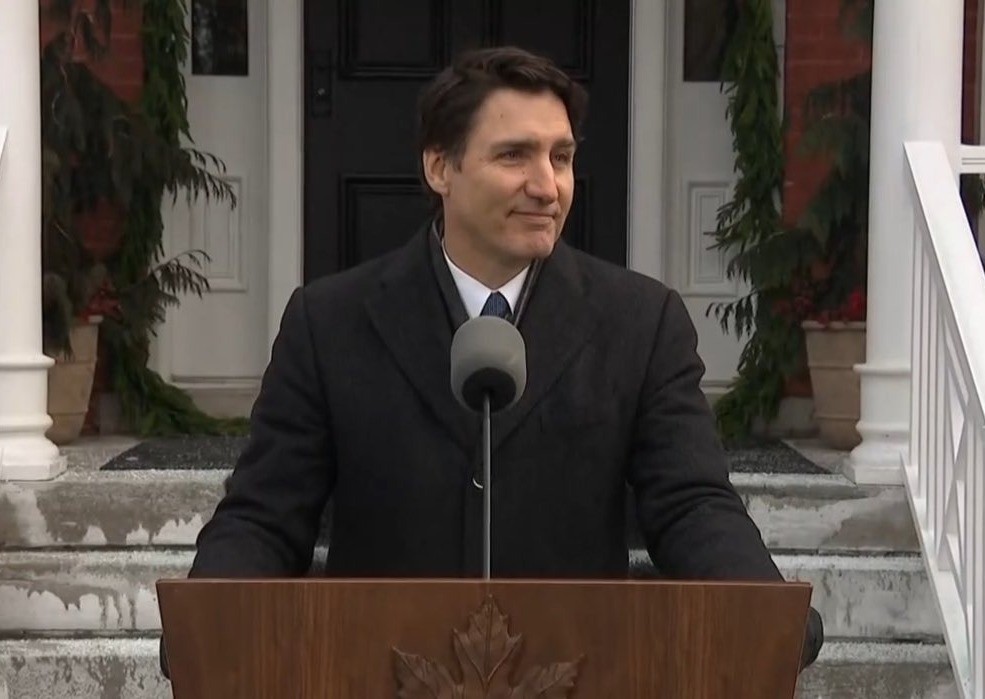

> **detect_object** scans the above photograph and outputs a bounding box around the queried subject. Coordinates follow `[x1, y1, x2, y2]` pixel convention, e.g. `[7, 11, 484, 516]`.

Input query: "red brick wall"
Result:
[40, 1, 144, 433]
[40, 1, 144, 262]
[39, 1, 143, 101]
[784, 0, 982, 226]
[782, 0, 872, 227]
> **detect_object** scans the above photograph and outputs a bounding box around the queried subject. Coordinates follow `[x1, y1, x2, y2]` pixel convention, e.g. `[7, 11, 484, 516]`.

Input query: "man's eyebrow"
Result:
[490, 139, 538, 151]
[490, 138, 577, 151]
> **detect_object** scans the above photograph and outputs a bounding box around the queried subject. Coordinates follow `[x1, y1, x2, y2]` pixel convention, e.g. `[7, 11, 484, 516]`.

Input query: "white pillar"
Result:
[0, 2, 65, 480]
[847, 0, 964, 485]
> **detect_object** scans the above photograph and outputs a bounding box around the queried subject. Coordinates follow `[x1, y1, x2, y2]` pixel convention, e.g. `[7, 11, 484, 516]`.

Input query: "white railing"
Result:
[905, 141, 985, 699]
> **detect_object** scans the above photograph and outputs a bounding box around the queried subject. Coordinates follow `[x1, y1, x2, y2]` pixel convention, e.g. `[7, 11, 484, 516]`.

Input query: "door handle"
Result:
[310, 50, 333, 117]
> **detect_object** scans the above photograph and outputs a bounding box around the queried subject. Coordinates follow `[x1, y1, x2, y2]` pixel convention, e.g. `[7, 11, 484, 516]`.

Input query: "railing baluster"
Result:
[919, 240, 931, 504]
[973, 412, 985, 698]
[941, 325, 955, 573]
[934, 304, 945, 556]
[905, 141, 985, 698]
[925, 266, 936, 527]
[911, 228, 925, 488]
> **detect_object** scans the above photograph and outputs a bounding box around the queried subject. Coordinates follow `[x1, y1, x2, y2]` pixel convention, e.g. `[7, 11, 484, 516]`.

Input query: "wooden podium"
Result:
[157, 578, 812, 698]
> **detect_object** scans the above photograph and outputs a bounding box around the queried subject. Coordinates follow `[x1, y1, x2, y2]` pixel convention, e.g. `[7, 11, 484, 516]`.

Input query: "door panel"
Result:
[665, 0, 751, 395]
[165, 0, 269, 386]
[303, 0, 629, 280]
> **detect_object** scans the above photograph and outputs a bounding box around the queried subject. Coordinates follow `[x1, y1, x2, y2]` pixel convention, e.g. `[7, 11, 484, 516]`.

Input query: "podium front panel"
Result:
[158, 578, 811, 698]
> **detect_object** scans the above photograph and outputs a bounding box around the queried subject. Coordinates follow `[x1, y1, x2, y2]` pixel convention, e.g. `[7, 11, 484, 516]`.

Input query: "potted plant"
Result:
[42, 263, 118, 444]
[787, 0, 872, 450]
[794, 283, 866, 449]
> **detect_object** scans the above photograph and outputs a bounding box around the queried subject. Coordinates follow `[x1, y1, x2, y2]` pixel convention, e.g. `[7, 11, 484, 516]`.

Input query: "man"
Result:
[163, 46, 822, 675]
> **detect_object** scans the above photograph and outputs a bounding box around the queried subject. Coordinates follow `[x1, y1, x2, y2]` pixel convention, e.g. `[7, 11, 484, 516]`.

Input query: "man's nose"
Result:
[523, 157, 559, 202]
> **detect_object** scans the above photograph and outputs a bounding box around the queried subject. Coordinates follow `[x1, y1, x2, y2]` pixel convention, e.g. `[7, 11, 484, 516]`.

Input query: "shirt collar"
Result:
[442, 242, 530, 319]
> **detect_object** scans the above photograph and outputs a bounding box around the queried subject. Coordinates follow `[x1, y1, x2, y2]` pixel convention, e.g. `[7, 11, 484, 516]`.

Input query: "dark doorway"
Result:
[303, 0, 630, 281]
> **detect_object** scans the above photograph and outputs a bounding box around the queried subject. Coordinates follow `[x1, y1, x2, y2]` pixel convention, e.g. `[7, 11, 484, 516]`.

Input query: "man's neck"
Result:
[442, 230, 528, 290]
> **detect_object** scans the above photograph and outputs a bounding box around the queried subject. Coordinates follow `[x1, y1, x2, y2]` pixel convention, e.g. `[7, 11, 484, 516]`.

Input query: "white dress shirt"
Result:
[442, 244, 530, 319]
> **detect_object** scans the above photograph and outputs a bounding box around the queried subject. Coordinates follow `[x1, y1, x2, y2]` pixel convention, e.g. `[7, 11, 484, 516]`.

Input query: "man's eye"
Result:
[501, 150, 522, 160]
[553, 152, 573, 164]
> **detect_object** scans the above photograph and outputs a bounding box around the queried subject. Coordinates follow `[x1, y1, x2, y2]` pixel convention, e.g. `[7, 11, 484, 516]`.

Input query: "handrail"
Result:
[905, 140, 985, 699]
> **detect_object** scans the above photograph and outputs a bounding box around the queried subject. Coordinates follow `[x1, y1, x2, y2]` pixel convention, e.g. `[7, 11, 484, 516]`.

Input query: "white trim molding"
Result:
[266, 0, 305, 351]
[627, 0, 668, 279]
[960, 144, 985, 173]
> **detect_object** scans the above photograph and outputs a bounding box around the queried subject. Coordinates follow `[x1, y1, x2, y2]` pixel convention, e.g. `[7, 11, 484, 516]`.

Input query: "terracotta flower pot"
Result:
[46, 317, 102, 445]
[802, 321, 865, 450]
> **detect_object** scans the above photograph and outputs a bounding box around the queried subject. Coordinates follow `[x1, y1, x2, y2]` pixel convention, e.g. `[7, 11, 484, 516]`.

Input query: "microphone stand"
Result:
[483, 394, 491, 581]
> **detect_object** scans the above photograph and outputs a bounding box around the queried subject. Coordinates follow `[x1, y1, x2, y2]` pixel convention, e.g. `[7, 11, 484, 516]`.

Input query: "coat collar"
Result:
[364, 226, 601, 457]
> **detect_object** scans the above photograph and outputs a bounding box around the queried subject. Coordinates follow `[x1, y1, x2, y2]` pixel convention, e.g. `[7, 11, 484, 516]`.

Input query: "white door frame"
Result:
[266, 0, 305, 348]
[264, 0, 669, 349]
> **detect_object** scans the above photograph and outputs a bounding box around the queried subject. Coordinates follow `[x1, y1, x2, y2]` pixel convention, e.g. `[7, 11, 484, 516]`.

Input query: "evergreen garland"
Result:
[710, 0, 876, 439]
[708, 0, 813, 438]
[100, 0, 248, 435]
[41, 1, 244, 435]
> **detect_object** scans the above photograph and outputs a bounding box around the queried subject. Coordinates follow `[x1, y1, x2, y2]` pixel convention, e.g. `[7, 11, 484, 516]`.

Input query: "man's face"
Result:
[426, 88, 576, 279]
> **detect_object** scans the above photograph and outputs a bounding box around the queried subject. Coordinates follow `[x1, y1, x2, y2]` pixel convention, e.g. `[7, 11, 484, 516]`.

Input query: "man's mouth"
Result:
[513, 211, 555, 219]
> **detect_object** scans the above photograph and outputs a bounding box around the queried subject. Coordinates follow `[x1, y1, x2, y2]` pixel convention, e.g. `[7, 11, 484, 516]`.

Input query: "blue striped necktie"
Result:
[480, 292, 511, 319]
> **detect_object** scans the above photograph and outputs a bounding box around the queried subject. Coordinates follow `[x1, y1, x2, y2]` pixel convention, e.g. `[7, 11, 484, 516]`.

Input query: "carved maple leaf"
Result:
[509, 662, 582, 698]
[392, 595, 583, 699]
[392, 649, 461, 699]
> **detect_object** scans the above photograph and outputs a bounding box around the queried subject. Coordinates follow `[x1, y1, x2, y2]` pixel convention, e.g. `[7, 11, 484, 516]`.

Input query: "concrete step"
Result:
[0, 550, 189, 633]
[0, 637, 171, 699]
[0, 471, 224, 549]
[0, 549, 941, 641]
[730, 473, 919, 554]
[0, 637, 957, 699]
[630, 550, 942, 641]
[1, 470, 919, 554]
[796, 640, 958, 698]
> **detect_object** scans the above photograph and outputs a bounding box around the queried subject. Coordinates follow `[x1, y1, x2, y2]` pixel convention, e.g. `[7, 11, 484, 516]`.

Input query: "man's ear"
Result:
[422, 149, 451, 197]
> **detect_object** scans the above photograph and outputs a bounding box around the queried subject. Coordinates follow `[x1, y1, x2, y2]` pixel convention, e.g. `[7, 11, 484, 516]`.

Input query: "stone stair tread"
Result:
[0, 635, 162, 655]
[0, 547, 926, 566]
[627, 550, 941, 640]
[60, 435, 845, 473]
[797, 641, 959, 698]
[0, 549, 942, 640]
[815, 639, 951, 664]
[0, 636, 172, 699]
[12, 463, 857, 487]
[0, 637, 958, 699]
[0, 439, 941, 697]
[2, 470, 919, 553]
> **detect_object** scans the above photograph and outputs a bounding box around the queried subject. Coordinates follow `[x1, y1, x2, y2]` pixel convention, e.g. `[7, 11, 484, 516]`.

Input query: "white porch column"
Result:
[0, 2, 65, 480]
[847, 0, 964, 485]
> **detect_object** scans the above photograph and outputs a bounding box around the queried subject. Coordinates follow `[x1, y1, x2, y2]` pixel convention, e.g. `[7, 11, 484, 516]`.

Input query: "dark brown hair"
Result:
[416, 46, 589, 201]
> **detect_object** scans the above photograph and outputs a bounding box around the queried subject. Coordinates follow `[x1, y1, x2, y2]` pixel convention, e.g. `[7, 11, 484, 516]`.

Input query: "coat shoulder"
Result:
[300, 252, 394, 307]
[564, 244, 677, 310]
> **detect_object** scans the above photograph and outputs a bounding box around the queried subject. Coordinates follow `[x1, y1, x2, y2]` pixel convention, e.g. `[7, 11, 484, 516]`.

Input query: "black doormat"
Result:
[723, 438, 829, 475]
[101, 435, 828, 474]
[101, 435, 250, 471]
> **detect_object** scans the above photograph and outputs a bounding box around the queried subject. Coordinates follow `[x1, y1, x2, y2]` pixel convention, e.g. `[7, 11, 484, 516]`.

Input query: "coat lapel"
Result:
[365, 232, 601, 457]
[364, 230, 479, 456]
[491, 241, 602, 451]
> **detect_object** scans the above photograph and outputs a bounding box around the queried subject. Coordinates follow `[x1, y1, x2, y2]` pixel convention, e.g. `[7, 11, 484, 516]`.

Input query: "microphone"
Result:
[450, 316, 527, 580]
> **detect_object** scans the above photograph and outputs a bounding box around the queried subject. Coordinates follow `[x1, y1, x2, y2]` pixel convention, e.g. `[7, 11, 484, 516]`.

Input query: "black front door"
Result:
[303, 0, 629, 281]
